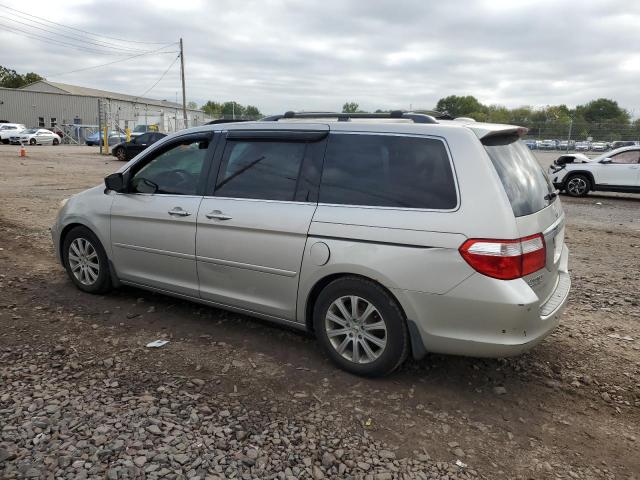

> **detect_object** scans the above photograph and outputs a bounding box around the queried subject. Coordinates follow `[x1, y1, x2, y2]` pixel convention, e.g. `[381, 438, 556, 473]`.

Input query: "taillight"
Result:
[459, 234, 546, 280]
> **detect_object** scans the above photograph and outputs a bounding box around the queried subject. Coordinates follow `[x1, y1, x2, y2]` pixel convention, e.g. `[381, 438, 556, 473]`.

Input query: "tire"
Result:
[53, 138, 59, 145]
[62, 226, 112, 294]
[114, 147, 127, 161]
[313, 276, 409, 377]
[29, 138, 36, 145]
[565, 174, 591, 197]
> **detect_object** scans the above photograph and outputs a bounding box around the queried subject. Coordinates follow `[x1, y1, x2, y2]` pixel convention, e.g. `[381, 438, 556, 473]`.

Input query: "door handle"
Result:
[205, 210, 232, 220]
[168, 207, 191, 217]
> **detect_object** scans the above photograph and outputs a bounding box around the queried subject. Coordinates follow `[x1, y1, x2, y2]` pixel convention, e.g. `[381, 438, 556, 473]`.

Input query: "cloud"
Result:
[1, 0, 639, 115]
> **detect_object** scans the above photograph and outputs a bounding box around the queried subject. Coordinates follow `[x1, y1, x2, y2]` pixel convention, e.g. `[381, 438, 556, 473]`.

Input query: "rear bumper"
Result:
[396, 245, 570, 359]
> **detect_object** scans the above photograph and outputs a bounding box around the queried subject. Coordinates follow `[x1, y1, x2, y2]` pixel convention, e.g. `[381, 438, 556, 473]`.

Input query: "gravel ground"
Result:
[0, 145, 639, 479]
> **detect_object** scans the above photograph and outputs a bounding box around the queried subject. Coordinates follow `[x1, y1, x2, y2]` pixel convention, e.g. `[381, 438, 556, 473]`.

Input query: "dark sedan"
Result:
[111, 132, 166, 161]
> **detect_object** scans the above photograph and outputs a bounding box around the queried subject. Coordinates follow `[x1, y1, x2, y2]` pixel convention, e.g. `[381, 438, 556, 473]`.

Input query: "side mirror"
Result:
[600, 158, 612, 164]
[105, 173, 126, 192]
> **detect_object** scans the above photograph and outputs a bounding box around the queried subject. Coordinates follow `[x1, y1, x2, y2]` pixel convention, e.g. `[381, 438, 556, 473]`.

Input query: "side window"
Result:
[610, 150, 639, 164]
[137, 133, 151, 144]
[319, 134, 457, 209]
[214, 141, 306, 201]
[130, 137, 210, 195]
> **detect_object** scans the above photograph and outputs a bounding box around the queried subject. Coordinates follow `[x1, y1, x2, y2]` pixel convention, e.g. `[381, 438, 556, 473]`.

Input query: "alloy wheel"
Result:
[567, 177, 587, 196]
[324, 295, 387, 364]
[68, 238, 100, 286]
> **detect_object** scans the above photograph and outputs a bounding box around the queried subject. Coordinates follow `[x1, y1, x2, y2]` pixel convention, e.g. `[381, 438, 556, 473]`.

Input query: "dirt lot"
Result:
[1, 145, 639, 480]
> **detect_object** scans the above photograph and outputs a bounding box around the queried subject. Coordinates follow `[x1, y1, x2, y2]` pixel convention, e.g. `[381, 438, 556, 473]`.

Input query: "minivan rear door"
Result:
[483, 134, 565, 304]
[195, 128, 328, 321]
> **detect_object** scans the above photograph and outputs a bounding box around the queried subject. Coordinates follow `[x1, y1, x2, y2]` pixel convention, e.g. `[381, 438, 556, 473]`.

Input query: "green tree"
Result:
[435, 95, 487, 118]
[0, 66, 43, 88]
[576, 98, 629, 123]
[221, 101, 244, 119]
[244, 105, 262, 119]
[201, 100, 223, 117]
[342, 102, 360, 113]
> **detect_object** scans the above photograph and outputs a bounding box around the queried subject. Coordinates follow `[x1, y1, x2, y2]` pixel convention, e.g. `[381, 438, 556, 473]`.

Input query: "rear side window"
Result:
[319, 134, 457, 209]
[215, 141, 306, 201]
[483, 135, 555, 217]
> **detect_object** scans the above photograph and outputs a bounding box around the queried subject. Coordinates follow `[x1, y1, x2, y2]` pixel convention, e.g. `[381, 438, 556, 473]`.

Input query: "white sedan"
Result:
[9, 128, 61, 146]
[548, 146, 640, 196]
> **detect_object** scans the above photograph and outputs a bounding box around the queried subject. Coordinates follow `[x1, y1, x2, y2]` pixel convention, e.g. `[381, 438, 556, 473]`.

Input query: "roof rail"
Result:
[261, 110, 445, 124]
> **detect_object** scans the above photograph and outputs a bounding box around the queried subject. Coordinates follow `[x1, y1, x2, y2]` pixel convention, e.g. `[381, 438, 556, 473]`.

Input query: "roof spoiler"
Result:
[261, 110, 452, 124]
[470, 125, 529, 140]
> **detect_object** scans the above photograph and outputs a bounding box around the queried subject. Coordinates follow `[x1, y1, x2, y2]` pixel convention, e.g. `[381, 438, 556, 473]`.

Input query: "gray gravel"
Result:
[0, 345, 478, 479]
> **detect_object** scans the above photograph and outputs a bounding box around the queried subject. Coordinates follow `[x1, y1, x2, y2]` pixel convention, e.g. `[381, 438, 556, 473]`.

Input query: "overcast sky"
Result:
[1, 0, 639, 115]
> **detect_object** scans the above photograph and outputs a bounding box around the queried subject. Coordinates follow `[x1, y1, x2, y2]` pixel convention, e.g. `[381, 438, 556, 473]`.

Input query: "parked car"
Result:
[52, 111, 570, 377]
[111, 132, 166, 161]
[549, 146, 640, 196]
[130, 124, 160, 138]
[9, 128, 61, 145]
[0, 123, 26, 144]
[538, 139, 558, 150]
[611, 141, 636, 150]
[85, 130, 126, 146]
[590, 142, 608, 152]
[575, 141, 590, 151]
[523, 139, 537, 149]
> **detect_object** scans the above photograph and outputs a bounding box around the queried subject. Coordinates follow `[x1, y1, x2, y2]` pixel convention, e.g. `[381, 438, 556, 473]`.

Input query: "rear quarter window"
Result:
[483, 135, 555, 217]
[319, 133, 457, 209]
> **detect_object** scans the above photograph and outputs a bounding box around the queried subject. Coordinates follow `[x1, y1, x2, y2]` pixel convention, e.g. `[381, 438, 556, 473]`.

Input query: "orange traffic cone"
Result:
[19, 145, 27, 157]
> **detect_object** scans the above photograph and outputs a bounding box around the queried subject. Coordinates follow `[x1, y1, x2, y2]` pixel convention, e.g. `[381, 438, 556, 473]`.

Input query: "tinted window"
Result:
[483, 136, 555, 217]
[215, 141, 306, 201]
[319, 134, 457, 209]
[130, 137, 209, 195]
[136, 133, 152, 144]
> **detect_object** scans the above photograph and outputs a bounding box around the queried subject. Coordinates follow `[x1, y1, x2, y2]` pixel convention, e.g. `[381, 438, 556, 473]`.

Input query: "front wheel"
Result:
[313, 277, 409, 377]
[29, 138, 36, 145]
[62, 226, 112, 294]
[565, 174, 591, 197]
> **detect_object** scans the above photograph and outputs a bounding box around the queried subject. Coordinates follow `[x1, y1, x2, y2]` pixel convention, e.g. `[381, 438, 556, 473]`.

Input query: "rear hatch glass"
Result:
[483, 135, 555, 217]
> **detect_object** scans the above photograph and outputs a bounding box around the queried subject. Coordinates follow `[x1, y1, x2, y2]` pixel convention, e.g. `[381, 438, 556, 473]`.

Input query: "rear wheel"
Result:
[313, 277, 409, 377]
[62, 226, 112, 294]
[114, 147, 126, 161]
[53, 138, 59, 145]
[565, 174, 590, 197]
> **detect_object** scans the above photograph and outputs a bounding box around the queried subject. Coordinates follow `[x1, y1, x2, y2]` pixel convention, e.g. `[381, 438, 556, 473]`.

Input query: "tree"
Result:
[221, 101, 244, 119]
[201, 101, 223, 117]
[187, 101, 198, 109]
[435, 95, 486, 118]
[342, 102, 360, 113]
[244, 105, 262, 119]
[576, 98, 629, 124]
[0, 66, 43, 88]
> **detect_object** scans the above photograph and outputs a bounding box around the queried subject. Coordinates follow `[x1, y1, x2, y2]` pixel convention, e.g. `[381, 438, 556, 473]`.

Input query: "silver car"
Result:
[52, 111, 570, 376]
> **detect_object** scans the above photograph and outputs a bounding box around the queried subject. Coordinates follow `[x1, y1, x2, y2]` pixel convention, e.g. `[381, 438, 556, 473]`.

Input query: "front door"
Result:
[110, 133, 213, 296]
[196, 129, 327, 320]
[594, 149, 640, 187]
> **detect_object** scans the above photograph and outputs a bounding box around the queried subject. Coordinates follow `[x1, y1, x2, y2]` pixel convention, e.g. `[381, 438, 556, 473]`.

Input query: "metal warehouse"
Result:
[0, 80, 210, 142]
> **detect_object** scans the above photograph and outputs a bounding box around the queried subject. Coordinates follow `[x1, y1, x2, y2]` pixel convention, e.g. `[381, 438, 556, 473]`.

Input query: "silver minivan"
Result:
[52, 111, 570, 376]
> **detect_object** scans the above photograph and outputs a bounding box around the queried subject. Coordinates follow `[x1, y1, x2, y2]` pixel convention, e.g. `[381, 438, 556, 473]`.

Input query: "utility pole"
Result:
[179, 37, 188, 129]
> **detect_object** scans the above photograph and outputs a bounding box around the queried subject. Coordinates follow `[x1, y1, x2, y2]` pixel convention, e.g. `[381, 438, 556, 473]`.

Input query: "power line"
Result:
[0, 20, 147, 55]
[0, 14, 152, 54]
[135, 54, 181, 99]
[45, 45, 180, 78]
[0, 3, 169, 45]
